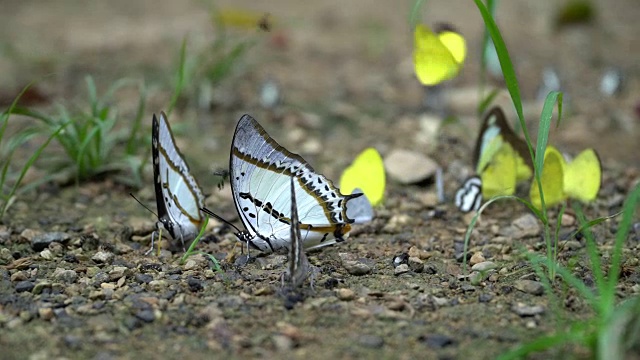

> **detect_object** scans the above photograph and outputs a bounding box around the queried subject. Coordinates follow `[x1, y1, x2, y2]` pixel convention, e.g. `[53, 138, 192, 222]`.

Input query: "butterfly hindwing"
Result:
[230, 114, 360, 253]
[152, 112, 205, 247]
[455, 176, 483, 213]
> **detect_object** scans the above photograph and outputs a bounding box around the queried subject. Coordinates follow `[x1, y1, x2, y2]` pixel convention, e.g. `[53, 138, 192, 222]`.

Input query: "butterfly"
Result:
[150, 112, 205, 251]
[345, 188, 374, 224]
[224, 114, 363, 253]
[339, 147, 385, 207]
[455, 107, 533, 212]
[529, 146, 601, 209]
[414, 23, 467, 86]
[284, 176, 312, 288]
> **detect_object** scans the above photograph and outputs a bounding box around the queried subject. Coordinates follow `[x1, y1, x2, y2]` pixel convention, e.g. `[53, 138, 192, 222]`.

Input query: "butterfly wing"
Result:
[413, 24, 464, 86]
[455, 176, 483, 212]
[529, 146, 566, 209]
[288, 176, 311, 288]
[563, 149, 601, 202]
[230, 114, 359, 253]
[152, 112, 205, 244]
[339, 147, 385, 206]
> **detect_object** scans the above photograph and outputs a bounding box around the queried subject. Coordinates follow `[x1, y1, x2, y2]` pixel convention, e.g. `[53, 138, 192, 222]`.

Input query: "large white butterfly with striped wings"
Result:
[228, 114, 362, 253]
[151, 112, 205, 250]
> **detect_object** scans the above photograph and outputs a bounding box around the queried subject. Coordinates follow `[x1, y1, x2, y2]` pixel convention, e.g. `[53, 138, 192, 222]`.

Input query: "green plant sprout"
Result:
[180, 216, 222, 273]
[15, 75, 148, 187]
[0, 84, 68, 219]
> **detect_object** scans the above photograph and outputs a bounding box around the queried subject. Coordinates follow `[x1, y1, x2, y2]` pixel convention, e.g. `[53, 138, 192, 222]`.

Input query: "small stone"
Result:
[470, 271, 487, 285]
[272, 334, 293, 352]
[92, 251, 114, 264]
[40, 249, 53, 260]
[357, 334, 384, 349]
[420, 334, 455, 348]
[505, 214, 541, 239]
[469, 252, 486, 266]
[384, 149, 438, 184]
[336, 288, 356, 301]
[561, 240, 582, 250]
[31, 232, 70, 251]
[512, 302, 545, 317]
[183, 259, 198, 271]
[394, 264, 410, 276]
[135, 309, 156, 323]
[514, 280, 544, 296]
[135, 274, 153, 284]
[408, 246, 431, 260]
[561, 213, 575, 226]
[10, 271, 27, 282]
[254, 286, 274, 296]
[32, 282, 52, 295]
[471, 261, 498, 272]
[38, 307, 54, 321]
[52, 268, 78, 283]
[408, 257, 424, 273]
[108, 266, 127, 281]
[478, 293, 493, 303]
[15, 281, 34, 293]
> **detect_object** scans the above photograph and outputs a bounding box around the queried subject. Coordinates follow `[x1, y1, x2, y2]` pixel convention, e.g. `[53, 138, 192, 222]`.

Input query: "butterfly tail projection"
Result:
[287, 176, 312, 288]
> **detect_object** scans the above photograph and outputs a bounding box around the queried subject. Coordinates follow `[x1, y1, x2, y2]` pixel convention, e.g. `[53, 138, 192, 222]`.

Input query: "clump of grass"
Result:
[16, 75, 148, 186]
[0, 84, 68, 219]
[454, 0, 640, 357]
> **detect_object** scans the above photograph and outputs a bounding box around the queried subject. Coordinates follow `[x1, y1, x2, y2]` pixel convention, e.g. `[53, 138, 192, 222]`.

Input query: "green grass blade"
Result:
[180, 216, 209, 265]
[607, 182, 640, 304]
[125, 81, 147, 155]
[408, 0, 428, 29]
[1, 122, 69, 218]
[477, 88, 501, 116]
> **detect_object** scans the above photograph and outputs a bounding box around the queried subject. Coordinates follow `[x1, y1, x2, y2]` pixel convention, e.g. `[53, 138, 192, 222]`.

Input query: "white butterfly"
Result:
[225, 114, 362, 253]
[151, 112, 205, 251]
[454, 176, 482, 213]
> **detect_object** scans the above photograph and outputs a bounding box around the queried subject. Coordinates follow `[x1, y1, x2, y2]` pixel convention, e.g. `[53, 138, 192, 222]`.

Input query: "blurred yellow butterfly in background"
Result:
[340, 147, 385, 206]
[529, 146, 602, 209]
[474, 107, 533, 198]
[414, 23, 467, 86]
[455, 107, 533, 212]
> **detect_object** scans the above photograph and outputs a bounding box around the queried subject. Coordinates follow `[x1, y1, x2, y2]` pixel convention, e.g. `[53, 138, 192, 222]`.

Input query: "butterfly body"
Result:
[230, 115, 360, 253]
[152, 112, 205, 249]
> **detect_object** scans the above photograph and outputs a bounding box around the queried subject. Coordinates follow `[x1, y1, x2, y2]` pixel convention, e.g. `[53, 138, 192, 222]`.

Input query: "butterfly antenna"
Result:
[129, 193, 159, 218]
[200, 207, 243, 234]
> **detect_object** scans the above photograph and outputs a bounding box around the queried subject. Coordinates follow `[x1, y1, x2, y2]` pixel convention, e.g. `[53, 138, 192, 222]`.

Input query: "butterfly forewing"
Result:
[230, 114, 356, 253]
[152, 112, 205, 244]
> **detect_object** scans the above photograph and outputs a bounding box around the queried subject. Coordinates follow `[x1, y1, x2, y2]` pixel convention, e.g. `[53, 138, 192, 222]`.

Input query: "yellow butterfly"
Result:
[455, 107, 533, 212]
[340, 147, 385, 206]
[529, 146, 601, 209]
[414, 23, 467, 86]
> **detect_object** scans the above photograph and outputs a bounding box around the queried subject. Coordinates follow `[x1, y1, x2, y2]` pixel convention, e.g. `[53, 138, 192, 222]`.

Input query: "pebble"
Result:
[514, 280, 545, 296]
[10, 271, 27, 282]
[357, 334, 384, 349]
[384, 149, 438, 184]
[408, 257, 424, 273]
[52, 268, 78, 283]
[561, 213, 576, 226]
[31, 232, 70, 251]
[15, 281, 34, 293]
[40, 249, 53, 260]
[469, 252, 486, 266]
[512, 302, 545, 317]
[501, 214, 541, 239]
[135, 273, 153, 284]
[471, 261, 498, 272]
[394, 264, 410, 276]
[420, 334, 455, 348]
[272, 334, 293, 352]
[560, 240, 582, 250]
[135, 309, 156, 323]
[336, 288, 356, 301]
[92, 251, 114, 264]
[408, 246, 431, 260]
[470, 271, 488, 285]
[339, 253, 373, 276]
[38, 307, 54, 321]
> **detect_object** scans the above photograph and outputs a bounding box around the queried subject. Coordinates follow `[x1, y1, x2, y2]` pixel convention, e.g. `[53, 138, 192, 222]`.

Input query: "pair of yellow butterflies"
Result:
[455, 107, 602, 212]
[414, 24, 467, 86]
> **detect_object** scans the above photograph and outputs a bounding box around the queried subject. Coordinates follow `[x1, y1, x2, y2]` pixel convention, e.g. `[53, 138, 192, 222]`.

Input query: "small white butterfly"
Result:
[151, 112, 205, 251]
[454, 176, 482, 213]
[221, 114, 362, 254]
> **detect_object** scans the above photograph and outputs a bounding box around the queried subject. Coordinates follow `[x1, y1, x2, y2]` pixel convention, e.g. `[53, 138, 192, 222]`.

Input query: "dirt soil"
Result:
[1, 1, 639, 359]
